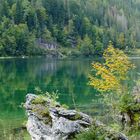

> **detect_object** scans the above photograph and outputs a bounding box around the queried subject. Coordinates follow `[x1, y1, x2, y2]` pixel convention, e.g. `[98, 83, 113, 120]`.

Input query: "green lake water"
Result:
[0, 57, 139, 140]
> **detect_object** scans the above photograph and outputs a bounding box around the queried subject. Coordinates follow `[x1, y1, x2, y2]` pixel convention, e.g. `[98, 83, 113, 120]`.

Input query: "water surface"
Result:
[0, 57, 139, 139]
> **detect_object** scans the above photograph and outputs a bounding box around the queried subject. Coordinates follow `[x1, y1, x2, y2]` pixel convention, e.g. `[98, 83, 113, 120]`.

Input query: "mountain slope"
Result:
[0, 0, 139, 56]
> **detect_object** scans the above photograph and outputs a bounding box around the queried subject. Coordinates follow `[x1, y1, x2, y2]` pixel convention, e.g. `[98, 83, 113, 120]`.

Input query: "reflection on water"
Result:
[0, 58, 96, 139]
[0, 57, 139, 139]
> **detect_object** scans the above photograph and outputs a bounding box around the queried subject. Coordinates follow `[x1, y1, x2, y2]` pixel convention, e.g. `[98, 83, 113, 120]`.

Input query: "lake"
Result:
[0, 57, 139, 139]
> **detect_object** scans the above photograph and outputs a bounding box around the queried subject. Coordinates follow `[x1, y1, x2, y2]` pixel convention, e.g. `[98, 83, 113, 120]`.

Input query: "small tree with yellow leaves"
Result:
[89, 41, 133, 93]
[89, 42, 140, 133]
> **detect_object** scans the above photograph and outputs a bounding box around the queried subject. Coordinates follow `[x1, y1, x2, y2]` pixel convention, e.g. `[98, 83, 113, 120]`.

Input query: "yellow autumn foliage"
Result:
[89, 42, 134, 92]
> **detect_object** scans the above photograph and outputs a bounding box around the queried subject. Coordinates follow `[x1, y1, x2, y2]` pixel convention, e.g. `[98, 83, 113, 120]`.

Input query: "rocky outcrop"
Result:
[24, 94, 128, 140]
[24, 94, 93, 140]
[120, 86, 140, 126]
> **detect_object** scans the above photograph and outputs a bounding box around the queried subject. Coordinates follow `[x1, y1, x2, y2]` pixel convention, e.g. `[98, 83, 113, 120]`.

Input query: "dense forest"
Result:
[0, 0, 140, 56]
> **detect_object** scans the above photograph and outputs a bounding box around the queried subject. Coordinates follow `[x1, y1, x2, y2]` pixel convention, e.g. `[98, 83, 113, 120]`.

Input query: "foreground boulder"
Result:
[24, 94, 93, 140]
[24, 94, 128, 140]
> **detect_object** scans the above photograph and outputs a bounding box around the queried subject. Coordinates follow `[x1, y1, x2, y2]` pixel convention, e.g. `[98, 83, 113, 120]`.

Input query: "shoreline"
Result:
[0, 48, 140, 60]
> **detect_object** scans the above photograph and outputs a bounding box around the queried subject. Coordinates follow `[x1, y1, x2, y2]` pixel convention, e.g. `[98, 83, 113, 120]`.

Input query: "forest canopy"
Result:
[0, 0, 140, 56]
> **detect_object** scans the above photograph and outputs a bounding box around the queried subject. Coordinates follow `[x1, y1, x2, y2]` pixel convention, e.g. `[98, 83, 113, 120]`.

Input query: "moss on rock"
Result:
[32, 96, 46, 105]
[70, 113, 82, 121]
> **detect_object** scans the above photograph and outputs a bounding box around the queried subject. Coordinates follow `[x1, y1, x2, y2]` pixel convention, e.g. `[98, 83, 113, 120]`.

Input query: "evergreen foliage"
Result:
[0, 0, 139, 56]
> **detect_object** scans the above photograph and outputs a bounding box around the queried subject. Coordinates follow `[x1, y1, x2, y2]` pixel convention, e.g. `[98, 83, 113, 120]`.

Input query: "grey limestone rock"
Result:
[24, 94, 93, 140]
